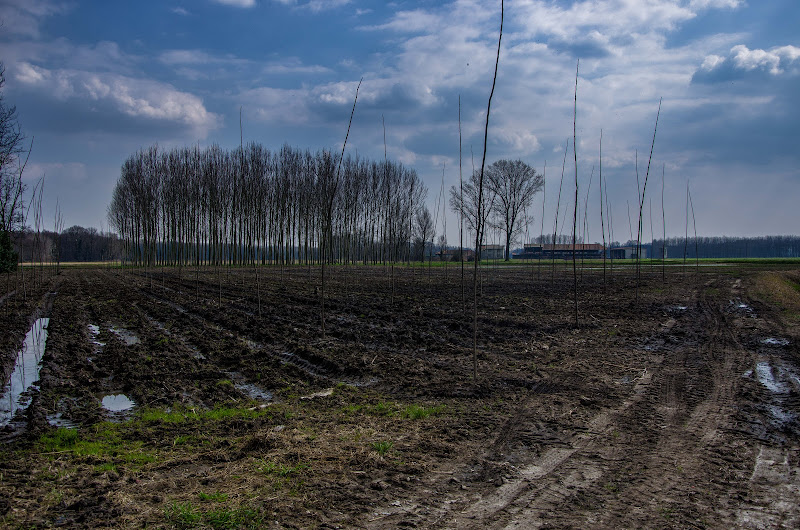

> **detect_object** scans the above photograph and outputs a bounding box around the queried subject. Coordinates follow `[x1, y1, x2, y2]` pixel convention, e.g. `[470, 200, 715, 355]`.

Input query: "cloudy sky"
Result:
[1, 0, 798, 244]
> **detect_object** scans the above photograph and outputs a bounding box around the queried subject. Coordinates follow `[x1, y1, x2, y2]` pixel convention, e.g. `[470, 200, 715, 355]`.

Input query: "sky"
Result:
[1, 0, 798, 246]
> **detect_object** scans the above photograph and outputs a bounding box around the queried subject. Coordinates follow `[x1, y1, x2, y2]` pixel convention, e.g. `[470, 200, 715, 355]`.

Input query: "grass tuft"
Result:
[403, 404, 445, 420]
[371, 440, 394, 456]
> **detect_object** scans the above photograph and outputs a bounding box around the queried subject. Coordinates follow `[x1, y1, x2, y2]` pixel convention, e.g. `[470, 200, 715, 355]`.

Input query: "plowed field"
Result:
[1, 263, 799, 528]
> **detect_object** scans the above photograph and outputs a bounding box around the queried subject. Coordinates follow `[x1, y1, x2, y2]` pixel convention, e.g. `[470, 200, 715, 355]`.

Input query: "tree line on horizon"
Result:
[107, 143, 429, 267]
[650, 235, 800, 260]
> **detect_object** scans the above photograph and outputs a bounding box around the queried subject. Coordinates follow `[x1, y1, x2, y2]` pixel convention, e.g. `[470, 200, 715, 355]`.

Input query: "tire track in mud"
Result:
[365, 277, 769, 529]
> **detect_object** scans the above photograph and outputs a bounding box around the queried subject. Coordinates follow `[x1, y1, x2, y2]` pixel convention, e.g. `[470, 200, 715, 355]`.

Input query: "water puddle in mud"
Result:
[753, 360, 800, 435]
[101, 393, 136, 412]
[756, 362, 788, 394]
[109, 326, 140, 346]
[225, 372, 273, 402]
[0, 318, 50, 428]
[729, 299, 756, 317]
[762, 337, 790, 347]
[88, 323, 105, 347]
[46, 412, 78, 429]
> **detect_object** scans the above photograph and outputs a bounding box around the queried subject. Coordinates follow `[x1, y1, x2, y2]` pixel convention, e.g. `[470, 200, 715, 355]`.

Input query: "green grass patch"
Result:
[139, 404, 269, 425]
[37, 427, 156, 469]
[372, 401, 397, 416]
[164, 502, 202, 529]
[165, 501, 264, 529]
[403, 404, 445, 420]
[258, 460, 309, 477]
[199, 491, 228, 503]
[372, 440, 394, 456]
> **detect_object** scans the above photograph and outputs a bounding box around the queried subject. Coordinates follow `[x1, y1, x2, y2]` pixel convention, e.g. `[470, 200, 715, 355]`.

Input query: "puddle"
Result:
[46, 412, 78, 429]
[762, 338, 790, 347]
[88, 324, 105, 346]
[0, 318, 50, 428]
[109, 326, 140, 346]
[88, 323, 106, 347]
[767, 404, 795, 425]
[729, 299, 756, 317]
[101, 393, 136, 412]
[224, 372, 273, 402]
[756, 362, 788, 394]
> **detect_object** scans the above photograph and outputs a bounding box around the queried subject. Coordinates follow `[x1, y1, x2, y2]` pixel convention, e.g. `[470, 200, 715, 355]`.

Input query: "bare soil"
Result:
[1, 262, 799, 528]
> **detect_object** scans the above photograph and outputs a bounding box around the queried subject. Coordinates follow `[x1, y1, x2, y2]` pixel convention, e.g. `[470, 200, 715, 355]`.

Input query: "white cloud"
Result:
[689, 0, 743, 8]
[305, 0, 351, 11]
[263, 58, 331, 75]
[730, 44, 800, 74]
[359, 9, 440, 32]
[514, 0, 697, 41]
[15, 62, 220, 137]
[211, 0, 256, 7]
[0, 0, 70, 38]
[274, 0, 352, 12]
[159, 49, 221, 65]
[241, 86, 311, 124]
[171, 7, 190, 16]
[700, 54, 724, 71]
[495, 130, 541, 153]
[697, 44, 800, 78]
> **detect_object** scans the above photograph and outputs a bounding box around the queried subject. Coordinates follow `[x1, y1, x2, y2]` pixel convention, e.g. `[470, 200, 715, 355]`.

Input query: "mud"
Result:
[0, 263, 798, 528]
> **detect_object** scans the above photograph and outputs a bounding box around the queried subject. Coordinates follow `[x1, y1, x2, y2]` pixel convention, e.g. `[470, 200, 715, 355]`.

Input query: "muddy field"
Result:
[1, 261, 799, 528]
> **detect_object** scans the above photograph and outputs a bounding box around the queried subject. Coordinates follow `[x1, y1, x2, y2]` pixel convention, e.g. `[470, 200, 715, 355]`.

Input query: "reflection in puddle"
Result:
[109, 326, 140, 346]
[0, 318, 50, 427]
[756, 362, 788, 394]
[762, 337, 790, 347]
[729, 299, 756, 317]
[768, 404, 795, 424]
[224, 372, 273, 401]
[101, 394, 136, 412]
[47, 412, 78, 429]
[88, 323, 105, 347]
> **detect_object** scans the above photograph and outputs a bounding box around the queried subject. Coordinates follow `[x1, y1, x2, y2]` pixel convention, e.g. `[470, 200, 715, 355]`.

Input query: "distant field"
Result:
[14, 256, 799, 269]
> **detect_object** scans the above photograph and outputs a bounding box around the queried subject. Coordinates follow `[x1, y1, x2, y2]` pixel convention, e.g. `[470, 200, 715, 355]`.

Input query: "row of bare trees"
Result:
[108, 144, 428, 267]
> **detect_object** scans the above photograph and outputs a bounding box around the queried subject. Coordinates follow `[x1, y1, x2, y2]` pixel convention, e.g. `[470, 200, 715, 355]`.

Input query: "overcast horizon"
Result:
[1, 0, 798, 245]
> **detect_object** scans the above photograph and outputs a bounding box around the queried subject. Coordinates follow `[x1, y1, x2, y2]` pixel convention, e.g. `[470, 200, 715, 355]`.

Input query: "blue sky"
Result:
[1, 0, 798, 244]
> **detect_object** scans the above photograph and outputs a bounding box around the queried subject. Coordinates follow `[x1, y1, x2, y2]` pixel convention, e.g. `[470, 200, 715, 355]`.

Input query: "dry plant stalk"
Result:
[473, 0, 503, 382]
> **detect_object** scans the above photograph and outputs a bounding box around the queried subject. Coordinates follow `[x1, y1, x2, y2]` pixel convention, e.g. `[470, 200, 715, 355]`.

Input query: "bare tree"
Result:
[0, 62, 27, 236]
[449, 169, 497, 247]
[412, 206, 433, 263]
[485, 159, 543, 261]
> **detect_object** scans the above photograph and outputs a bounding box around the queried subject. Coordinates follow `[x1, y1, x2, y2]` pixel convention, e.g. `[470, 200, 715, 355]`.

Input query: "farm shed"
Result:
[513, 244, 605, 260]
[610, 246, 648, 260]
[479, 244, 505, 260]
